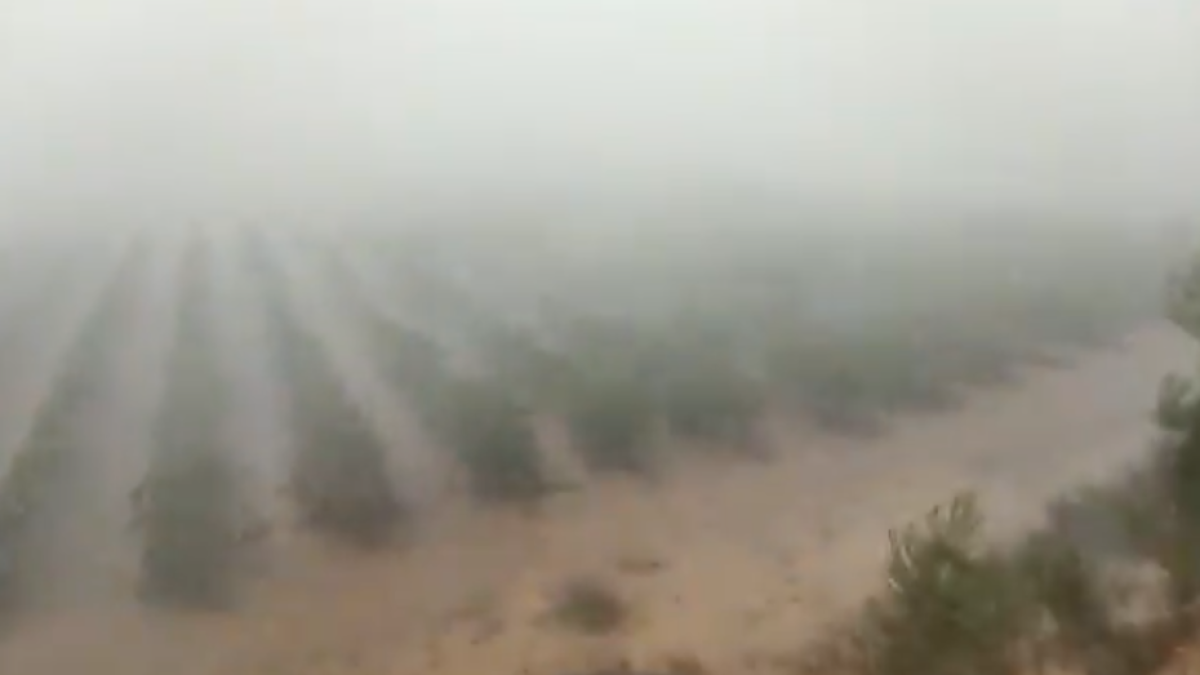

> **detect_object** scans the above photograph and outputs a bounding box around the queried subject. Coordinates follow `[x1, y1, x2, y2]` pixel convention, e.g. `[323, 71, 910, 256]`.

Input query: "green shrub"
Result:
[426, 378, 550, 504]
[801, 494, 1031, 675]
[290, 396, 404, 546]
[0, 439, 69, 614]
[563, 370, 658, 473]
[138, 240, 244, 608]
[0, 244, 148, 616]
[872, 494, 1030, 675]
[247, 236, 406, 546]
[768, 331, 923, 433]
[137, 452, 238, 608]
[657, 365, 762, 446]
[799, 250, 1200, 675]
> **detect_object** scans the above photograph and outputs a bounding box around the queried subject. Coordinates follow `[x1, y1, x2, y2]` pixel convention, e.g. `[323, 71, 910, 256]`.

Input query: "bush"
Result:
[645, 325, 765, 447]
[657, 365, 762, 446]
[799, 491, 1166, 675]
[0, 246, 147, 617]
[563, 371, 658, 474]
[0, 440, 68, 614]
[138, 240, 243, 608]
[425, 377, 550, 504]
[801, 494, 1032, 675]
[290, 393, 404, 545]
[550, 576, 629, 634]
[767, 332, 898, 433]
[799, 250, 1200, 675]
[247, 234, 406, 545]
[137, 452, 239, 608]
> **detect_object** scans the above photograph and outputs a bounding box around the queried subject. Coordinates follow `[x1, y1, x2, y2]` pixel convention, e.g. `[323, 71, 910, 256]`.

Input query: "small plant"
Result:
[550, 576, 629, 635]
[800, 493, 1033, 675]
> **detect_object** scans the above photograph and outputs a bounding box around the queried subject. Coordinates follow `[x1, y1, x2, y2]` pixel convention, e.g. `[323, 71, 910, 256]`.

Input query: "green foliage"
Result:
[1010, 532, 1130, 674]
[643, 320, 765, 447]
[768, 329, 957, 433]
[137, 452, 238, 608]
[861, 494, 1030, 675]
[247, 234, 405, 545]
[1155, 253, 1200, 612]
[563, 370, 658, 474]
[657, 364, 761, 445]
[0, 440, 67, 613]
[425, 377, 550, 504]
[0, 243, 148, 617]
[289, 387, 404, 546]
[800, 250, 1200, 675]
[800, 489, 1179, 675]
[138, 240, 244, 608]
[800, 494, 1027, 675]
[544, 320, 661, 473]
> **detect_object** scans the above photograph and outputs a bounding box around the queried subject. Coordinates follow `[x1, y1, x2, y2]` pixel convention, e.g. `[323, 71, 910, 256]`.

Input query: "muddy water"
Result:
[0, 315, 1185, 675]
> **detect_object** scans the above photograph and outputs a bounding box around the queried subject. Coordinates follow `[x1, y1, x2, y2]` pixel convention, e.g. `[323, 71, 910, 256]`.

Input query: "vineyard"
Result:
[0, 221, 1180, 673]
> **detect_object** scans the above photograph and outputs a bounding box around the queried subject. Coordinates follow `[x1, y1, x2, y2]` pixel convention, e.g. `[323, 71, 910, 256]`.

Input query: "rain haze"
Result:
[0, 3, 1199, 675]
[2, 0, 1200, 222]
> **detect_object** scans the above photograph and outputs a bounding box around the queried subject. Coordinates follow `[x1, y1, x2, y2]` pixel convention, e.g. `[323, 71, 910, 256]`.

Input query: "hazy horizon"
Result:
[3, 1, 1200, 227]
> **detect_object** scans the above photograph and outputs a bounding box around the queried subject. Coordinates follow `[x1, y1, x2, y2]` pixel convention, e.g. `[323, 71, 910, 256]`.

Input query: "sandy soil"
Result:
[0, 306, 1185, 675]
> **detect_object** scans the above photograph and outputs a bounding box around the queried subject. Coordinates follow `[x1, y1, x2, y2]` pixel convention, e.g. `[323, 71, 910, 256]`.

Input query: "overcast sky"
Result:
[2, 0, 1200, 226]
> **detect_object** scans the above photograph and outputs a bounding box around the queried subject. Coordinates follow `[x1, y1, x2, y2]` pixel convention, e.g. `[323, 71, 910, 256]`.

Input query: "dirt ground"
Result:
[0, 305, 1186, 675]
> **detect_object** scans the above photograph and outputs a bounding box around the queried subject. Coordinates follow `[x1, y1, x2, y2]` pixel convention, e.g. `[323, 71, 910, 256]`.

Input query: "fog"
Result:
[9, 6, 1200, 673]
[3, 0, 1200, 228]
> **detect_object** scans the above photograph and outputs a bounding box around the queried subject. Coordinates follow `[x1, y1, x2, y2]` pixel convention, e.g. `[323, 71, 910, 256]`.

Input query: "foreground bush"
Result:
[800, 489, 1186, 675]
[799, 250, 1200, 675]
[800, 494, 1034, 675]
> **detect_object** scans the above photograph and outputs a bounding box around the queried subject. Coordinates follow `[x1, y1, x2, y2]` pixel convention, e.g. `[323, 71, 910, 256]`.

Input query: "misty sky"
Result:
[2, 0, 1200, 225]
